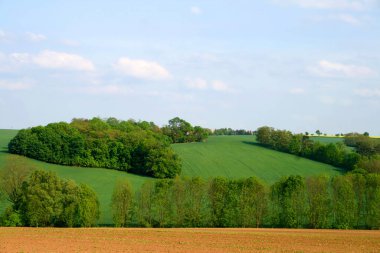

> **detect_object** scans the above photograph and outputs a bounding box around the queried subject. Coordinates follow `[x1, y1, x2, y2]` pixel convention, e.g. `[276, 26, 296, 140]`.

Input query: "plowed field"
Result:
[0, 228, 379, 252]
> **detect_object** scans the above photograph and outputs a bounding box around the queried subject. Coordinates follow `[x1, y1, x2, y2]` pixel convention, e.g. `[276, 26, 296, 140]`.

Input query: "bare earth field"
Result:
[0, 228, 379, 253]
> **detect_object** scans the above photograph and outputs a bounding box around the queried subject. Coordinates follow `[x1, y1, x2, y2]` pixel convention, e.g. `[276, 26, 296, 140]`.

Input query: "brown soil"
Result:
[0, 227, 379, 253]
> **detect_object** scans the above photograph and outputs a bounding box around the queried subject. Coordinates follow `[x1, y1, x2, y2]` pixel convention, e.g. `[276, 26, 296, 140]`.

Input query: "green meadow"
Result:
[173, 135, 342, 183]
[0, 130, 342, 224]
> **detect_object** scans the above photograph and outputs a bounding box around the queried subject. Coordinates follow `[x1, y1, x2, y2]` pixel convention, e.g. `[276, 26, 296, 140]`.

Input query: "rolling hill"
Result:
[0, 130, 342, 224]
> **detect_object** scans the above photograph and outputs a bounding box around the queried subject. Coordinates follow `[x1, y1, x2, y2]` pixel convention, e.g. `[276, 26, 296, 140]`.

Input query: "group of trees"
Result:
[0, 157, 99, 227]
[256, 126, 360, 170]
[161, 117, 210, 143]
[2, 157, 379, 229]
[213, 128, 253, 136]
[8, 117, 182, 178]
[109, 173, 380, 229]
[343, 134, 380, 174]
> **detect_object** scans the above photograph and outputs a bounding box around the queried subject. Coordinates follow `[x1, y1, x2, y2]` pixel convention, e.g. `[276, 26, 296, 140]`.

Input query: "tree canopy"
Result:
[8, 117, 182, 178]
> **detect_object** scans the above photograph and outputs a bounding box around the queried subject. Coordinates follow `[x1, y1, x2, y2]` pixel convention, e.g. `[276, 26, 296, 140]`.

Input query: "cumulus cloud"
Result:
[0, 80, 32, 90]
[33, 50, 95, 71]
[310, 60, 375, 78]
[115, 57, 171, 80]
[26, 32, 46, 42]
[277, 0, 377, 11]
[190, 6, 202, 15]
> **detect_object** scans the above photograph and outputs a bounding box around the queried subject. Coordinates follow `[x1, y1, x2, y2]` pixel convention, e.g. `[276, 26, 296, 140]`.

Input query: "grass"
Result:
[173, 135, 342, 184]
[309, 136, 344, 144]
[0, 130, 343, 225]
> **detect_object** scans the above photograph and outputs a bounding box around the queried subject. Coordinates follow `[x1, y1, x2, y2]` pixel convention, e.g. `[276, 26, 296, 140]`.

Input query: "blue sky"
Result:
[1, 0, 379, 134]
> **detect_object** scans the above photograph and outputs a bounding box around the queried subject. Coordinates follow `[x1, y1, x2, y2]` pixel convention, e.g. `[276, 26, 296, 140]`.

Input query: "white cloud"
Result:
[278, 0, 377, 11]
[10, 53, 31, 64]
[190, 6, 202, 15]
[0, 80, 32, 90]
[34, 50, 95, 71]
[354, 88, 380, 97]
[115, 57, 171, 80]
[26, 32, 46, 42]
[289, 87, 305, 94]
[310, 60, 375, 78]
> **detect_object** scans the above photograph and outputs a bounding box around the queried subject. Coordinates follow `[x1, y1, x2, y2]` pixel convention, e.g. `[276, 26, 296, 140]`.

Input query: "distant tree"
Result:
[363, 132, 369, 137]
[256, 126, 274, 146]
[315, 130, 321, 136]
[162, 117, 209, 143]
[305, 132, 309, 136]
[111, 179, 134, 227]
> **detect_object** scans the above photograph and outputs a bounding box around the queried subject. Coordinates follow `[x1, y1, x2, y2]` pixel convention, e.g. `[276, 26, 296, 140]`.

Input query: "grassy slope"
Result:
[173, 135, 342, 184]
[1, 131, 342, 224]
[309, 136, 344, 144]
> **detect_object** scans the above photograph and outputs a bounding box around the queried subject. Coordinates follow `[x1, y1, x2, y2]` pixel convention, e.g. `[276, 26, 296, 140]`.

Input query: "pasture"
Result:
[0, 227, 379, 252]
[173, 135, 342, 184]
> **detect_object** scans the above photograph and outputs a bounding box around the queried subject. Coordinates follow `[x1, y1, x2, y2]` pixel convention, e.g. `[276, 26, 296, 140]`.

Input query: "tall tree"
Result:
[111, 179, 134, 227]
[306, 175, 331, 228]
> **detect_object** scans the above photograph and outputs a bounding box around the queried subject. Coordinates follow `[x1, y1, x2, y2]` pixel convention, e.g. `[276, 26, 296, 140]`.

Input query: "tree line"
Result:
[8, 117, 202, 178]
[212, 128, 253, 136]
[2, 159, 379, 229]
[110, 173, 379, 229]
[256, 126, 361, 170]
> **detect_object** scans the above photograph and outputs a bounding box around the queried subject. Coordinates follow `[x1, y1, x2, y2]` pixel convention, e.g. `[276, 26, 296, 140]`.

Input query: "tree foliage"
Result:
[1, 170, 99, 227]
[8, 117, 182, 178]
[162, 117, 210, 143]
[111, 179, 133, 227]
[256, 126, 360, 170]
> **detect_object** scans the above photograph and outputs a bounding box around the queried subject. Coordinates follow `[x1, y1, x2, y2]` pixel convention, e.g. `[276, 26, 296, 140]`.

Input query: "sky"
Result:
[0, 0, 379, 135]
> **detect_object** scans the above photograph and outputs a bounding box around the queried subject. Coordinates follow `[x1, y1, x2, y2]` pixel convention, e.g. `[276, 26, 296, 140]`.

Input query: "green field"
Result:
[173, 135, 341, 183]
[309, 136, 344, 144]
[0, 130, 342, 225]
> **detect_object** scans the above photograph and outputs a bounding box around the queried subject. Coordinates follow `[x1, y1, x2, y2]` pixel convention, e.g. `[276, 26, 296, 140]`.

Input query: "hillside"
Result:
[0, 130, 342, 224]
[173, 135, 342, 184]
